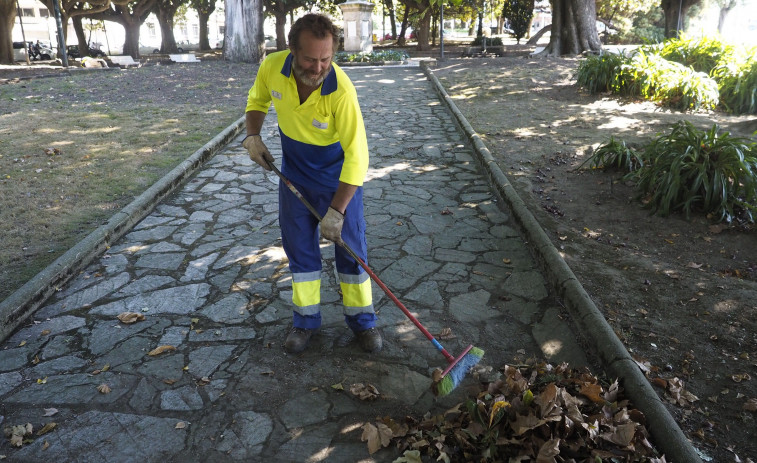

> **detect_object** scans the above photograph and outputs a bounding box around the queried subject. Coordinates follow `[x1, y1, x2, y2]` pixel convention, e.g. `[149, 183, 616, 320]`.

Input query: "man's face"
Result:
[291, 30, 334, 88]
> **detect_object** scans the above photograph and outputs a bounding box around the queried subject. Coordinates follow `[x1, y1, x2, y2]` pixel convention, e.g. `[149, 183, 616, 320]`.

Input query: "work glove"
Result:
[320, 207, 344, 244]
[242, 135, 274, 171]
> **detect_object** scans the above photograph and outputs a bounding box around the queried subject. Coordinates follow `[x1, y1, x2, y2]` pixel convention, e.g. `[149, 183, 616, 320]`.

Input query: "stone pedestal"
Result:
[339, 0, 374, 53]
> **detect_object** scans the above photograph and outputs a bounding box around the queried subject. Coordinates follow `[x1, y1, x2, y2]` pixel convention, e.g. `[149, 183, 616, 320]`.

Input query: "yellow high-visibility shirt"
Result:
[246, 50, 369, 190]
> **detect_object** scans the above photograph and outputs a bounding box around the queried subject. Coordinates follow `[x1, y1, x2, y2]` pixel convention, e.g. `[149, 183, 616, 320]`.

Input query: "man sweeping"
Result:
[242, 13, 382, 354]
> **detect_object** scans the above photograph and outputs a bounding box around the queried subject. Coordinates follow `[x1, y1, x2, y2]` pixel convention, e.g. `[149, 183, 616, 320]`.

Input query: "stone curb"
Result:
[0, 116, 245, 342]
[421, 64, 704, 463]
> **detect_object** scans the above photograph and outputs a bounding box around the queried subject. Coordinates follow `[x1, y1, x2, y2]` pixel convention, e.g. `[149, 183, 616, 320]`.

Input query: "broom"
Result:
[267, 161, 484, 396]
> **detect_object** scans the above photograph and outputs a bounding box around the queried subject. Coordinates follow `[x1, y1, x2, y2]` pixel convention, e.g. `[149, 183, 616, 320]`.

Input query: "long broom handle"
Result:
[267, 162, 456, 364]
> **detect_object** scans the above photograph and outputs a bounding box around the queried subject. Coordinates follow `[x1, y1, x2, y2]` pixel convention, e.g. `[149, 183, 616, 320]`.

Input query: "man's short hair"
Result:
[288, 13, 339, 53]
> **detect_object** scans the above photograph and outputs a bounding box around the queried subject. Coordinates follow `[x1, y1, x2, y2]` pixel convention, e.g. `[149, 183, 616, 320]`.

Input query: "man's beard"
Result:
[292, 58, 330, 88]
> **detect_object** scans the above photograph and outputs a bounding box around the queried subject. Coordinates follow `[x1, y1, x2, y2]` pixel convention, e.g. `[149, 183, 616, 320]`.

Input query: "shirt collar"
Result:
[281, 52, 338, 96]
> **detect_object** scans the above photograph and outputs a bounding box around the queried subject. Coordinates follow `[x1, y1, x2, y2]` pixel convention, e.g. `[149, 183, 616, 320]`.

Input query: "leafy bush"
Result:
[470, 36, 504, 47]
[713, 50, 757, 114]
[502, 0, 535, 44]
[628, 121, 757, 223]
[579, 41, 722, 112]
[334, 50, 409, 63]
[575, 52, 627, 94]
[580, 137, 644, 172]
[657, 34, 734, 74]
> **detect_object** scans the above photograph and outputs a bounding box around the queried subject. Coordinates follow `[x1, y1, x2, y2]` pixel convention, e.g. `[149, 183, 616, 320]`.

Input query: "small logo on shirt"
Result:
[312, 119, 328, 130]
[271, 90, 282, 100]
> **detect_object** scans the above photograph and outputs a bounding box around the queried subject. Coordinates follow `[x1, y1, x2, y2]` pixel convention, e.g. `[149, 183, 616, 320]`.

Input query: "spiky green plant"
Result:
[712, 50, 757, 114]
[575, 52, 627, 94]
[657, 34, 734, 75]
[580, 137, 645, 172]
[630, 121, 757, 223]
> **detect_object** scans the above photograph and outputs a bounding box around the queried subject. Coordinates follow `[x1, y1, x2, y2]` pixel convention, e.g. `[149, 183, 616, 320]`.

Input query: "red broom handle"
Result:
[268, 162, 456, 363]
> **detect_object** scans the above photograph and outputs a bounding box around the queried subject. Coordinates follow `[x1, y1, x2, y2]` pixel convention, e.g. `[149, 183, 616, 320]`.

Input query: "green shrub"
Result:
[575, 52, 627, 94]
[630, 121, 757, 223]
[655, 65, 719, 111]
[713, 50, 757, 114]
[657, 35, 734, 75]
[335, 50, 409, 63]
[502, 0, 535, 44]
[470, 36, 504, 47]
[580, 137, 645, 172]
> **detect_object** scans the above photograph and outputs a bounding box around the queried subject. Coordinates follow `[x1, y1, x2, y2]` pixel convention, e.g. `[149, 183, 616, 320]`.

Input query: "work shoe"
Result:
[284, 327, 314, 353]
[355, 327, 382, 353]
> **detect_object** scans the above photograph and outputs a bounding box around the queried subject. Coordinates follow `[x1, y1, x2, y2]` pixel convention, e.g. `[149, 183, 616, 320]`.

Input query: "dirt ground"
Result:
[433, 55, 757, 462]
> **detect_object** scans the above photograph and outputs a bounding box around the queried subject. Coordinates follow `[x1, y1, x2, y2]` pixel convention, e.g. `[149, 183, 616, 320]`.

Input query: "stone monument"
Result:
[339, 0, 374, 53]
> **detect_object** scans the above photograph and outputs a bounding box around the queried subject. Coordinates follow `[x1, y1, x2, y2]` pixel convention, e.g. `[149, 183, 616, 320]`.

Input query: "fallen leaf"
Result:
[396, 221, 403, 226]
[331, 382, 344, 391]
[42, 408, 58, 417]
[36, 377, 47, 384]
[732, 373, 751, 383]
[579, 383, 605, 404]
[437, 327, 455, 340]
[709, 224, 726, 234]
[36, 423, 56, 436]
[40, 330, 51, 336]
[18, 340, 26, 347]
[175, 421, 187, 429]
[361, 423, 381, 454]
[744, 398, 757, 412]
[502, 258, 512, 264]
[97, 384, 111, 394]
[440, 207, 453, 215]
[393, 450, 422, 463]
[163, 379, 177, 385]
[197, 377, 211, 386]
[148, 345, 176, 356]
[117, 312, 146, 324]
[350, 383, 380, 401]
[687, 262, 703, 269]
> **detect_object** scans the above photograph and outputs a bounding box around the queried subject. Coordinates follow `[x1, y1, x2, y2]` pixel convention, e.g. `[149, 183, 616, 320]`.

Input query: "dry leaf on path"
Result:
[744, 398, 757, 412]
[117, 312, 145, 324]
[97, 384, 111, 394]
[148, 345, 176, 356]
[350, 383, 380, 401]
[36, 423, 56, 436]
[175, 422, 187, 429]
[42, 408, 58, 417]
[360, 422, 392, 454]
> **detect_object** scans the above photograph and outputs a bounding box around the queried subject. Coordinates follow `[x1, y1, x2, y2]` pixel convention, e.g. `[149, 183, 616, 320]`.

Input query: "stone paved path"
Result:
[0, 66, 586, 462]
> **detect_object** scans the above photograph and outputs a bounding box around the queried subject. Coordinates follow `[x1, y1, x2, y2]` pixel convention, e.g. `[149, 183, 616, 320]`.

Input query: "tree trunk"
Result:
[193, 0, 215, 50]
[198, 11, 211, 50]
[717, 1, 735, 34]
[526, 24, 550, 45]
[537, 0, 601, 56]
[397, 7, 409, 46]
[224, 0, 265, 63]
[123, 20, 141, 57]
[87, 1, 157, 59]
[383, 0, 396, 38]
[274, 10, 287, 50]
[155, 1, 181, 53]
[661, 0, 700, 38]
[0, 0, 17, 64]
[415, 7, 432, 50]
[73, 16, 89, 55]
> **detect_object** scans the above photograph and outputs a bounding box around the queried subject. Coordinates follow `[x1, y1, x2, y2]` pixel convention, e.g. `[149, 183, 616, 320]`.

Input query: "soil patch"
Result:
[433, 56, 757, 463]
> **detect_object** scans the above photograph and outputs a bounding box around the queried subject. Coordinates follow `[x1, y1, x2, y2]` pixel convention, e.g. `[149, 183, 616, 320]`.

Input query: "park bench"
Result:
[108, 55, 139, 68]
[169, 54, 201, 63]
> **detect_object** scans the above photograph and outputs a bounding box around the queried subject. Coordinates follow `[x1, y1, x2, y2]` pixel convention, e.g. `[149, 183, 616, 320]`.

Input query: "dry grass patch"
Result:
[0, 61, 259, 302]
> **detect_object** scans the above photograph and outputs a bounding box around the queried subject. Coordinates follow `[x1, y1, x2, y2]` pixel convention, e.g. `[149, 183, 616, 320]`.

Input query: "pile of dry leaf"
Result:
[362, 362, 668, 462]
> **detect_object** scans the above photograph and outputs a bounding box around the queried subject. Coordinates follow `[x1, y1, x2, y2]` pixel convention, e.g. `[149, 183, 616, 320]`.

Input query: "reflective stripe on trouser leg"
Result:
[280, 181, 323, 330]
[336, 187, 376, 332]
